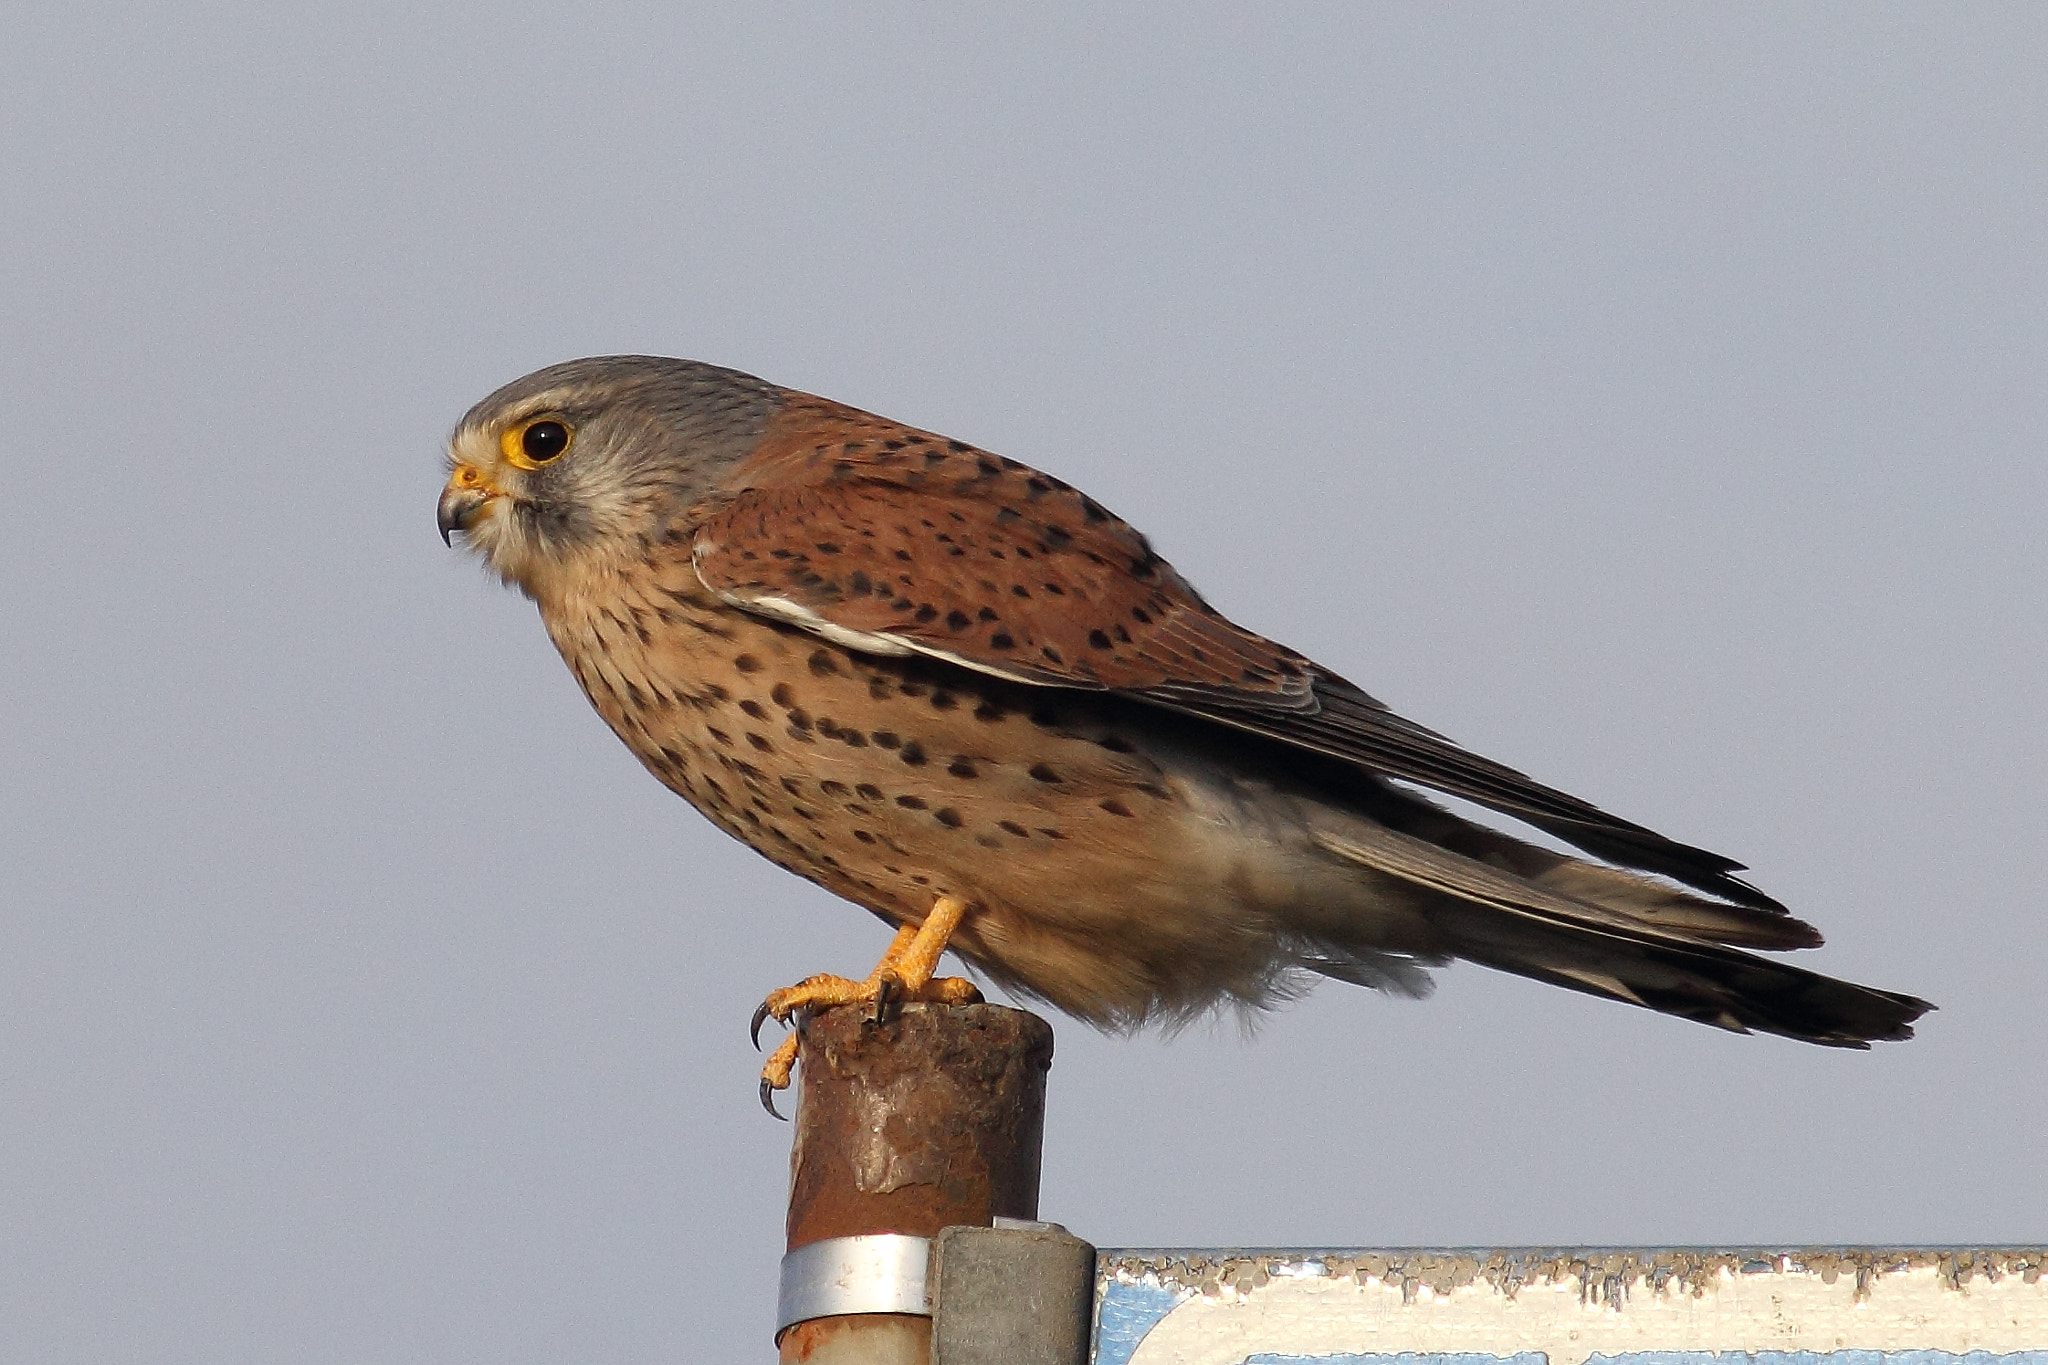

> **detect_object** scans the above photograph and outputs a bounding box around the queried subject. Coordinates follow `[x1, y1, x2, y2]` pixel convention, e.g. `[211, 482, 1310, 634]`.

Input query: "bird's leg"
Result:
[870, 893, 980, 1014]
[752, 896, 983, 1116]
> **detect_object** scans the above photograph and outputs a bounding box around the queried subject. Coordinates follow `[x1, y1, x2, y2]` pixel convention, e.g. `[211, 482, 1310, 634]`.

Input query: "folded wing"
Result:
[692, 443, 1783, 914]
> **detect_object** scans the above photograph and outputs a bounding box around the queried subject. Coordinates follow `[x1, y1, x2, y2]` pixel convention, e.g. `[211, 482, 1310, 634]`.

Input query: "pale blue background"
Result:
[4, 5, 2044, 1361]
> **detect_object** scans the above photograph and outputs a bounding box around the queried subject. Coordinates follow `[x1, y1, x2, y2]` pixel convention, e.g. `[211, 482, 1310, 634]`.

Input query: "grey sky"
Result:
[3, 5, 2042, 1361]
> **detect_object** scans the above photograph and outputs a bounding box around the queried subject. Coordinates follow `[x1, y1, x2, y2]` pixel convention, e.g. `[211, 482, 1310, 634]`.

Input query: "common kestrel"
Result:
[438, 356, 1929, 1112]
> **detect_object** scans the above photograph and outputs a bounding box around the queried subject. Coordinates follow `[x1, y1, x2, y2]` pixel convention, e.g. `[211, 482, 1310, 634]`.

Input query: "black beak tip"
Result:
[437, 485, 483, 547]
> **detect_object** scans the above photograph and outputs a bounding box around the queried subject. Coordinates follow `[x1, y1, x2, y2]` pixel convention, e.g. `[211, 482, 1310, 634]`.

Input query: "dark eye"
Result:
[522, 420, 571, 462]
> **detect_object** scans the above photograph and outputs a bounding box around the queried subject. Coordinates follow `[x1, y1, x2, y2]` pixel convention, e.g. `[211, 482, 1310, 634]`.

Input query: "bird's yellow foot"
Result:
[750, 896, 982, 1118]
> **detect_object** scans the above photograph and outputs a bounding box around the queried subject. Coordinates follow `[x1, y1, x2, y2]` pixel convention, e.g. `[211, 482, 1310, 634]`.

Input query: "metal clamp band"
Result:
[777, 1233, 932, 1332]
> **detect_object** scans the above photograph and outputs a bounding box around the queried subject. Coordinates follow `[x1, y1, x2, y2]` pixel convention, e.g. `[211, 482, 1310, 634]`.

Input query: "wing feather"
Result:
[691, 401, 1787, 912]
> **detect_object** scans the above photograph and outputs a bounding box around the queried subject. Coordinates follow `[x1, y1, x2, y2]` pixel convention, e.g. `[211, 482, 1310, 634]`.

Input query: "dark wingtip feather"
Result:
[1163, 680, 1804, 917]
[1523, 814, 1791, 914]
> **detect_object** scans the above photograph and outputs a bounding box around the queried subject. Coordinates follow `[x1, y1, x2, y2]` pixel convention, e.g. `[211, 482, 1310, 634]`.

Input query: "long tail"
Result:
[1308, 813, 1930, 1047]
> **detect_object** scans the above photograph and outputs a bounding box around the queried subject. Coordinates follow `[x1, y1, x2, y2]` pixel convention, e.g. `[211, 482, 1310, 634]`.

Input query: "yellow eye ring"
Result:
[501, 417, 573, 469]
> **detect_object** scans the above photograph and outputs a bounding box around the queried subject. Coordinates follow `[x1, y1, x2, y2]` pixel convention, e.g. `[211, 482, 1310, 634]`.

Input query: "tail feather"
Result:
[1436, 905, 1930, 1046]
[1308, 819, 1931, 1047]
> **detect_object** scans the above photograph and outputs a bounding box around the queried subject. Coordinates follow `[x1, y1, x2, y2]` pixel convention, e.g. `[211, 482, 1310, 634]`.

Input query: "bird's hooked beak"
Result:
[438, 464, 497, 546]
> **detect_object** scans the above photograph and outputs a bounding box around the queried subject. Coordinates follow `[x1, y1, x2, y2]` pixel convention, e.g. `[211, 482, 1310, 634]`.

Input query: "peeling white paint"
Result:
[1092, 1250, 2048, 1365]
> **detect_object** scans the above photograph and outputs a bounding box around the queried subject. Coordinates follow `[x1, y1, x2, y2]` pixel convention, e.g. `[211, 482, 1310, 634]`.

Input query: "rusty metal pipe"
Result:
[776, 1002, 1054, 1362]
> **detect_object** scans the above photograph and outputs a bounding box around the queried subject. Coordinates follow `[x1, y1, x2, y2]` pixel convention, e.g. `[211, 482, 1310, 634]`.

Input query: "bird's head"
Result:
[439, 355, 783, 599]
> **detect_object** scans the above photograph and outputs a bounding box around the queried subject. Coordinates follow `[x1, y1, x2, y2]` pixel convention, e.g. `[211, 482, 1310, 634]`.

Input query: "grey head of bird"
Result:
[438, 355, 783, 597]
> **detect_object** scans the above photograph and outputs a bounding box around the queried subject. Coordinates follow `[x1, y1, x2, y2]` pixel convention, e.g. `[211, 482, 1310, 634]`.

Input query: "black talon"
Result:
[760, 1077, 786, 1121]
[750, 1000, 776, 1051]
[872, 973, 902, 1025]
